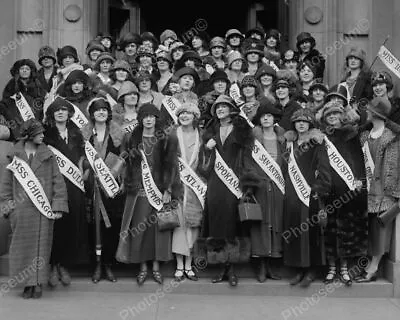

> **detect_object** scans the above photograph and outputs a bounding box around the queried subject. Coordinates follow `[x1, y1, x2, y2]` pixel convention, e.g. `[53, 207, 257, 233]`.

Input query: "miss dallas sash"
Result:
[140, 149, 164, 211]
[10, 93, 35, 121]
[214, 150, 243, 199]
[177, 127, 207, 208]
[362, 140, 375, 191]
[7, 156, 61, 219]
[47, 145, 85, 192]
[324, 136, 356, 191]
[287, 142, 311, 207]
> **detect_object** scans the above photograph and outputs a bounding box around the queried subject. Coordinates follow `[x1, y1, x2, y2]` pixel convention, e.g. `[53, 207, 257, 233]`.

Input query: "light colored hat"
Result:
[117, 81, 139, 102]
[176, 102, 201, 118]
[227, 51, 245, 67]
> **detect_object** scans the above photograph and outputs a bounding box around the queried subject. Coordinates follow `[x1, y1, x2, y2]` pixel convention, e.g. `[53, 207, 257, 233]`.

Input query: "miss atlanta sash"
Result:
[7, 156, 61, 219]
[362, 141, 375, 191]
[252, 139, 285, 194]
[214, 150, 243, 199]
[287, 142, 311, 207]
[162, 96, 181, 124]
[84, 141, 119, 198]
[140, 150, 163, 210]
[324, 136, 356, 191]
[10, 93, 35, 121]
[48, 145, 85, 192]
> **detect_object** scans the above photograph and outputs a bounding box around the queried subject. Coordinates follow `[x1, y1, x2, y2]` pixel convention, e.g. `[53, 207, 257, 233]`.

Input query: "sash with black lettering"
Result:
[162, 96, 180, 124]
[10, 93, 35, 121]
[7, 156, 61, 219]
[324, 137, 356, 191]
[214, 150, 243, 199]
[62, 98, 89, 129]
[48, 145, 85, 192]
[362, 140, 375, 192]
[287, 142, 311, 207]
[252, 139, 285, 194]
[229, 83, 245, 106]
[140, 150, 163, 210]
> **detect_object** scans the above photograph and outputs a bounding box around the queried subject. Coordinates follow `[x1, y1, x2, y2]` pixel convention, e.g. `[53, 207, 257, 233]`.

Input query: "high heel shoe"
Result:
[22, 286, 33, 299]
[299, 270, 316, 288]
[339, 266, 352, 286]
[174, 269, 185, 282]
[58, 265, 71, 286]
[324, 265, 337, 284]
[227, 265, 238, 287]
[355, 271, 377, 283]
[32, 284, 42, 299]
[104, 265, 117, 282]
[256, 259, 267, 283]
[91, 262, 102, 283]
[289, 271, 305, 286]
[212, 265, 228, 283]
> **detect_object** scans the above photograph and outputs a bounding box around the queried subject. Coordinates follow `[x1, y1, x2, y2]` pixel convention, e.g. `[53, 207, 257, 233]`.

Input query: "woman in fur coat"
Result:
[283, 108, 331, 287]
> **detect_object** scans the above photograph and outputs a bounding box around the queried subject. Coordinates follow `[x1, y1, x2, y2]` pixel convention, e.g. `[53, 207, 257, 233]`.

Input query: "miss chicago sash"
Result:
[287, 142, 311, 207]
[140, 150, 163, 210]
[362, 140, 375, 191]
[7, 156, 61, 219]
[84, 141, 120, 198]
[47, 145, 85, 192]
[324, 136, 356, 191]
[162, 96, 181, 124]
[10, 93, 35, 121]
[252, 139, 285, 194]
[214, 150, 243, 199]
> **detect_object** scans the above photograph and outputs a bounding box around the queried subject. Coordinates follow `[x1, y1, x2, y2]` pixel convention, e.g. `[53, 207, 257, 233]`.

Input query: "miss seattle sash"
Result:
[84, 141, 119, 198]
[10, 93, 35, 121]
[139, 150, 163, 210]
[252, 139, 285, 194]
[162, 96, 181, 124]
[362, 140, 375, 191]
[47, 145, 85, 193]
[7, 156, 61, 219]
[214, 150, 243, 199]
[324, 136, 356, 191]
[287, 142, 311, 207]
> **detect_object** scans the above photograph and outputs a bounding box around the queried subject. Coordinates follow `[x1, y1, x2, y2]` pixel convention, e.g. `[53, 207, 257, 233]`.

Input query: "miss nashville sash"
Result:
[10, 93, 35, 121]
[214, 150, 243, 199]
[362, 140, 375, 192]
[139, 149, 163, 210]
[7, 156, 61, 219]
[324, 136, 356, 191]
[162, 96, 181, 124]
[252, 139, 285, 194]
[47, 145, 85, 192]
[287, 142, 311, 207]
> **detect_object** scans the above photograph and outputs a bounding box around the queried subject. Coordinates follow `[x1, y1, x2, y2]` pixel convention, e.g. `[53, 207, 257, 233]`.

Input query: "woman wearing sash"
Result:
[43, 97, 87, 287]
[251, 103, 285, 282]
[172, 102, 204, 281]
[0, 119, 68, 298]
[283, 108, 331, 287]
[83, 97, 124, 283]
[356, 98, 400, 282]
[199, 95, 256, 287]
[320, 101, 367, 286]
[117, 103, 182, 285]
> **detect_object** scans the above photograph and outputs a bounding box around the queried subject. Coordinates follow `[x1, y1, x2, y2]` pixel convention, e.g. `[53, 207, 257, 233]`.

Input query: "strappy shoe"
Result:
[339, 266, 352, 286]
[136, 270, 148, 286]
[324, 265, 337, 284]
[152, 270, 164, 284]
[184, 268, 198, 281]
[174, 269, 185, 282]
[355, 271, 377, 283]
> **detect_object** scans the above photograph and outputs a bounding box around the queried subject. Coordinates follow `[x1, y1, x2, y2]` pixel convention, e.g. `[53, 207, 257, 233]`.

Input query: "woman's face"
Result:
[211, 46, 224, 58]
[101, 38, 111, 49]
[347, 56, 361, 70]
[285, 60, 298, 72]
[192, 36, 203, 49]
[156, 58, 170, 71]
[41, 57, 54, 68]
[139, 79, 151, 92]
[54, 107, 69, 123]
[299, 65, 314, 82]
[246, 52, 260, 63]
[71, 81, 84, 94]
[231, 59, 243, 71]
[294, 120, 310, 133]
[179, 75, 195, 91]
[32, 132, 44, 145]
[178, 111, 195, 126]
[142, 40, 154, 50]
[172, 49, 184, 61]
[299, 41, 311, 53]
[216, 103, 231, 119]
[276, 86, 289, 100]
[89, 50, 101, 61]
[94, 107, 109, 123]
[242, 85, 256, 98]
[260, 74, 273, 87]
[19, 65, 31, 79]
[184, 59, 195, 69]
[125, 43, 137, 56]
[139, 55, 152, 67]
[329, 96, 346, 106]
[228, 36, 241, 47]
[164, 37, 175, 48]
[100, 60, 112, 73]
[142, 114, 156, 129]
[266, 37, 277, 48]
[115, 69, 128, 82]
[213, 80, 227, 94]
[373, 82, 388, 97]
[62, 55, 75, 67]
[311, 88, 326, 102]
[260, 113, 275, 128]
[123, 92, 138, 106]
[325, 111, 342, 127]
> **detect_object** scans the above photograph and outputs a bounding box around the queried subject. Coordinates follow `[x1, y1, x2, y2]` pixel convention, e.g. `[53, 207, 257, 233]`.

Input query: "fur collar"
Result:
[81, 120, 124, 147]
[284, 128, 324, 144]
[174, 91, 198, 104]
[253, 125, 285, 144]
[360, 127, 398, 148]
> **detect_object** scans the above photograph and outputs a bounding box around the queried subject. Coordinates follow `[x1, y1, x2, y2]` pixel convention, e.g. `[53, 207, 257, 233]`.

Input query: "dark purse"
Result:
[238, 195, 263, 222]
[157, 202, 181, 231]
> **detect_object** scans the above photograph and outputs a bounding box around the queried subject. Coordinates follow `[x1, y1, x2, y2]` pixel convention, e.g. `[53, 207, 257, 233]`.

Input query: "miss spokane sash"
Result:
[252, 139, 285, 194]
[287, 142, 311, 207]
[324, 136, 356, 191]
[7, 156, 61, 219]
[47, 145, 85, 192]
[214, 150, 243, 199]
[10, 93, 35, 121]
[140, 149, 163, 210]
[362, 140, 375, 191]
[162, 96, 181, 124]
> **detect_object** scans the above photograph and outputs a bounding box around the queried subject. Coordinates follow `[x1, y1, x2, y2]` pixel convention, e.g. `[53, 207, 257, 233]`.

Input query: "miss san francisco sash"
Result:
[10, 93, 35, 121]
[287, 142, 311, 207]
[362, 140, 375, 192]
[48, 145, 85, 192]
[140, 150, 164, 210]
[214, 150, 243, 199]
[252, 139, 285, 194]
[7, 156, 61, 219]
[162, 96, 181, 124]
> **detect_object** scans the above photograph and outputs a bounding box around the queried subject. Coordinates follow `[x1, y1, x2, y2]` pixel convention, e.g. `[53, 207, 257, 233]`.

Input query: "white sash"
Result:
[48, 145, 85, 193]
[229, 83, 245, 106]
[43, 76, 58, 116]
[105, 93, 118, 108]
[123, 122, 138, 134]
[324, 137, 356, 191]
[287, 142, 311, 207]
[162, 96, 181, 124]
[84, 141, 120, 198]
[362, 141, 375, 192]
[140, 150, 163, 210]
[214, 150, 243, 199]
[62, 99, 89, 129]
[252, 139, 285, 194]
[10, 93, 35, 121]
[7, 156, 60, 219]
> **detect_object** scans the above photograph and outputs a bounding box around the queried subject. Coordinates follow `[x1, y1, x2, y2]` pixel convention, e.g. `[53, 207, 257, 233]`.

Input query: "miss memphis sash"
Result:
[140, 150, 164, 211]
[10, 93, 35, 121]
[84, 141, 119, 198]
[47, 145, 85, 193]
[252, 139, 285, 194]
[7, 156, 61, 219]
[214, 150, 243, 199]
[287, 142, 311, 207]
[362, 140, 375, 192]
[162, 96, 181, 124]
[324, 136, 356, 191]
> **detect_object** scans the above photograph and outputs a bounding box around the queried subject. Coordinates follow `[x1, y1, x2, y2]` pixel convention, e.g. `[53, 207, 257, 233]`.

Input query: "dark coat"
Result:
[343, 70, 373, 102]
[37, 67, 58, 93]
[299, 49, 325, 80]
[276, 100, 302, 131]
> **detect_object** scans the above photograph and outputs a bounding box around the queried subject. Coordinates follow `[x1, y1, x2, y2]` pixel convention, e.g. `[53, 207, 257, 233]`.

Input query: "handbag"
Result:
[157, 202, 181, 231]
[238, 195, 262, 222]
